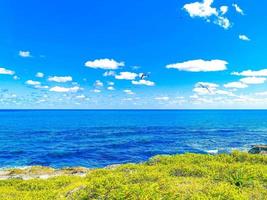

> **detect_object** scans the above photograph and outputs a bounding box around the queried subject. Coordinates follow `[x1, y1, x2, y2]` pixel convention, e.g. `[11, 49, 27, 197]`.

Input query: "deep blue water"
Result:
[0, 110, 267, 168]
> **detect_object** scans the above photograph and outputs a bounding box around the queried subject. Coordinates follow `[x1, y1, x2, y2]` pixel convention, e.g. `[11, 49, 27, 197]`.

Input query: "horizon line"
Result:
[1, 108, 267, 111]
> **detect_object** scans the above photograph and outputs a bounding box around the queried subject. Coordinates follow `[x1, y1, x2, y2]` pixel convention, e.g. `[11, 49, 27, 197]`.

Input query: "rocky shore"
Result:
[0, 151, 267, 199]
[1, 145, 266, 181]
[248, 145, 267, 154]
[0, 166, 90, 180]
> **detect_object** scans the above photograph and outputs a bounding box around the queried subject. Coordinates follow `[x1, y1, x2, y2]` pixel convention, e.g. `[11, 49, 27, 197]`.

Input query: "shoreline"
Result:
[1, 145, 265, 181]
[0, 150, 253, 181]
[0, 164, 124, 180]
[0, 152, 224, 180]
[0, 151, 267, 199]
[0, 166, 91, 180]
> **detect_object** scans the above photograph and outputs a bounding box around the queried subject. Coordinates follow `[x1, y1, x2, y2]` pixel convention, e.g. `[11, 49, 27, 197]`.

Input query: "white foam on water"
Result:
[206, 150, 219, 154]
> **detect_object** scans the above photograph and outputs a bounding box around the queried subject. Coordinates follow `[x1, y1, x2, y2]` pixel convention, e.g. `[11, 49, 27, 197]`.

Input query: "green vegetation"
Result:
[0, 151, 267, 199]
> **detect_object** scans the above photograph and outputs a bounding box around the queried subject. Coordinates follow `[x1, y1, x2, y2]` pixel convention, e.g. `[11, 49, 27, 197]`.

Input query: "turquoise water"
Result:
[0, 110, 267, 168]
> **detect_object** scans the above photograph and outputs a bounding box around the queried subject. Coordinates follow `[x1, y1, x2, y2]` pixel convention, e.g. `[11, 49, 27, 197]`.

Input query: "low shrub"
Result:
[0, 152, 266, 199]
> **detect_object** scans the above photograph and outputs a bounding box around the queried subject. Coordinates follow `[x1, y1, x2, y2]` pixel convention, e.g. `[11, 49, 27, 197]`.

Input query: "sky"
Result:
[1, 0, 267, 109]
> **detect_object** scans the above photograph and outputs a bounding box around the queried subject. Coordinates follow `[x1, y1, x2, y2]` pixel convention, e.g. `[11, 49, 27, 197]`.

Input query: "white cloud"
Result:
[224, 82, 248, 89]
[171, 97, 186, 105]
[107, 81, 114, 86]
[107, 86, 115, 91]
[193, 82, 234, 96]
[214, 16, 231, 30]
[196, 82, 219, 88]
[183, 0, 231, 29]
[255, 91, 267, 96]
[183, 0, 217, 18]
[92, 89, 101, 93]
[124, 89, 134, 95]
[122, 98, 133, 101]
[48, 76, 72, 83]
[232, 4, 244, 15]
[36, 72, 44, 78]
[19, 50, 31, 57]
[13, 75, 20, 80]
[76, 95, 86, 99]
[193, 87, 211, 95]
[166, 59, 227, 72]
[240, 77, 266, 84]
[220, 6, 228, 15]
[94, 80, 104, 87]
[232, 69, 267, 77]
[155, 96, 170, 101]
[49, 86, 80, 93]
[232, 95, 258, 103]
[25, 80, 49, 89]
[103, 71, 116, 77]
[0, 67, 15, 75]
[239, 35, 250, 41]
[132, 66, 141, 70]
[215, 90, 234, 96]
[35, 85, 49, 89]
[190, 94, 228, 104]
[132, 79, 155, 86]
[25, 80, 41, 86]
[115, 72, 138, 80]
[85, 58, 124, 70]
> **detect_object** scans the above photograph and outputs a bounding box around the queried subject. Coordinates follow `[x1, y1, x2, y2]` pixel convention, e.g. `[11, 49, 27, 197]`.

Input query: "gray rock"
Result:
[248, 145, 267, 155]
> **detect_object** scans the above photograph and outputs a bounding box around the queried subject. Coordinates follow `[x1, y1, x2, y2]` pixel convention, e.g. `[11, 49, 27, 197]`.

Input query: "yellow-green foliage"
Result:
[0, 151, 267, 199]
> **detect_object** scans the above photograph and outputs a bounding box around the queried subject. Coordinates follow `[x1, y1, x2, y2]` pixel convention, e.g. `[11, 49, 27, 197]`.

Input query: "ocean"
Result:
[0, 110, 267, 168]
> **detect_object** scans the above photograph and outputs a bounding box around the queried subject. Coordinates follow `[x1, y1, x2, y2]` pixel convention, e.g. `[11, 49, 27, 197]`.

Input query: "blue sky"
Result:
[1, 0, 267, 109]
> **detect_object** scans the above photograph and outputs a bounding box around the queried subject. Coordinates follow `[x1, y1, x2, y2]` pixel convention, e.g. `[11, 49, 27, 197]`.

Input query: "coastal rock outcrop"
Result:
[248, 145, 267, 155]
[0, 166, 90, 180]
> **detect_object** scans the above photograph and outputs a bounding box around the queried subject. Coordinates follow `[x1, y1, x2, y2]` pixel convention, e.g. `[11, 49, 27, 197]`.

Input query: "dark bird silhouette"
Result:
[139, 73, 150, 80]
[198, 83, 211, 93]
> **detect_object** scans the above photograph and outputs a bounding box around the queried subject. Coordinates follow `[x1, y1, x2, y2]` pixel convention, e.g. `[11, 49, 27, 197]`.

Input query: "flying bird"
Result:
[197, 83, 211, 93]
[139, 72, 150, 80]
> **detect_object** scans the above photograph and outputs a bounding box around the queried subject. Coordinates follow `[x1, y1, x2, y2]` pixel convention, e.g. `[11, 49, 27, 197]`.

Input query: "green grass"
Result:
[1, 151, 267, 199]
